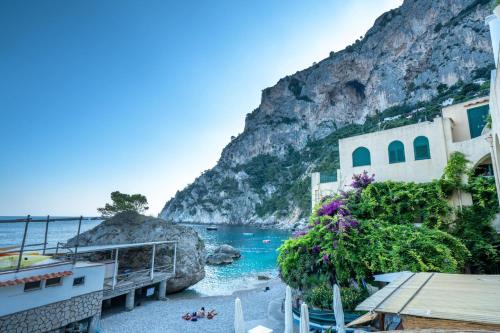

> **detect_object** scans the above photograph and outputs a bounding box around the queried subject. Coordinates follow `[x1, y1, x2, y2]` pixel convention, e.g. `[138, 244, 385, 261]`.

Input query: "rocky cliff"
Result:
[161, 0, 494, 228]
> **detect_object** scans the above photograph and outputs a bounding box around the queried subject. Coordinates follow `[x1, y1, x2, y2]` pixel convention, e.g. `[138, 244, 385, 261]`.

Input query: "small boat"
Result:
[0, 253, 50, 270]
[262, 239, 271, 244]
[206, 226, 218, 231]
[242, 232, 253, 236]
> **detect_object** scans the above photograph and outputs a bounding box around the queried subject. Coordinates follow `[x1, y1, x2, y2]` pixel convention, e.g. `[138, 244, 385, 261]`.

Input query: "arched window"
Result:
[413, 136, 431, 160]
[388, 140, 405, 164]
[352, 147, 371, 167]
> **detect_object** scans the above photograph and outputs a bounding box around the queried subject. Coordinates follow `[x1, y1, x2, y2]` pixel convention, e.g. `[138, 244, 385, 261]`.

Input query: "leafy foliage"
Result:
[304, 284, 367, 311]
[277, 174, 469, 293]
[278, 150, 499, 302]
[440, 151, 469, 194]
[451, 174, 499, 273]
[98, 191, 149, 217]
[350, 181, 451, 229]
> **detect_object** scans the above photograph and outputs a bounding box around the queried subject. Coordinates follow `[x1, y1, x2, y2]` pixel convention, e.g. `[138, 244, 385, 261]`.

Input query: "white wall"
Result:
[311, 172, 339, 209]
[71, 262, 105, 297]
[487, 8, 500, 215]
[0, 262, 104, 317]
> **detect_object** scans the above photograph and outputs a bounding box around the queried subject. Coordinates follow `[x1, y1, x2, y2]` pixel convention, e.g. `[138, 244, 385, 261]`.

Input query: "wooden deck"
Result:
[103, 270, 173, 300]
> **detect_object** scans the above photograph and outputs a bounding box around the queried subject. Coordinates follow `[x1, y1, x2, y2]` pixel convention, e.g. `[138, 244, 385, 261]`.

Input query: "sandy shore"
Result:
[100, 279, 286, 333]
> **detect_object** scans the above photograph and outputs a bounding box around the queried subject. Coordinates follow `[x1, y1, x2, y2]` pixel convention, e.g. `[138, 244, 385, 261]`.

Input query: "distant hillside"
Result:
[161, 0, 494, 228]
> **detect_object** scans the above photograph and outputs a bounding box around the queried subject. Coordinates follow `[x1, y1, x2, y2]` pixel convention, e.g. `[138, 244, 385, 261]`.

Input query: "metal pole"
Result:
[112, 248, 119, 290]
[16, 215, 30, 272]
[173, 243, 177, 276]
[42, 215, 49, 255]
[73, 216, 83, 263]
[150, 244, 156, 280]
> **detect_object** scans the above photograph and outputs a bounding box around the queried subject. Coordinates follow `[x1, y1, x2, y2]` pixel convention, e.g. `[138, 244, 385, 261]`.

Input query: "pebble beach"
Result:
[100, 279, 286, 333]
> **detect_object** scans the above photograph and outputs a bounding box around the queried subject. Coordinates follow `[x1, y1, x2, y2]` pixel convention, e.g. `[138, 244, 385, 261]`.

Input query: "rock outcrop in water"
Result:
[206, 244, 241, 265]
[67, 212, 206, 293]
[161, 0, 494, 228]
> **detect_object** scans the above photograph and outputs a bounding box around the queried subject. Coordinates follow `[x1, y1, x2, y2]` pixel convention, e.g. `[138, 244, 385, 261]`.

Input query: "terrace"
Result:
[0, 216, 177, 305]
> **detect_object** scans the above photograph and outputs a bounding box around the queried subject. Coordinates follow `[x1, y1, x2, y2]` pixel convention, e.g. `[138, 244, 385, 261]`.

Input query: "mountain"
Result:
[160, 0, 494, 228]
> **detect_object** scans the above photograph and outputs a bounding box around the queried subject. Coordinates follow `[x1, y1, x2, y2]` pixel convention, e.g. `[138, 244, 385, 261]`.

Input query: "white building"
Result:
[0, 217, 177, 333]
[486, 6, 500, 211]
[311, 96, 493, 219]
[0, 258, 105, 333]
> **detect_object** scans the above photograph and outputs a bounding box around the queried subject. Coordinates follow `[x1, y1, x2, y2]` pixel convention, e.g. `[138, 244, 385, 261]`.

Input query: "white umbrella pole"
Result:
[299, 302, 310, 333]
[284, 286, 293, 333]
[234, 297, 245, 333]
[334, 284, 346, 333]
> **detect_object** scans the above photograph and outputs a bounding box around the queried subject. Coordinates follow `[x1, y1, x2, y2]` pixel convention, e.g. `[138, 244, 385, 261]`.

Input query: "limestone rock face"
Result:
[161, 0, 494, 228]
[67, 212, 206, 293]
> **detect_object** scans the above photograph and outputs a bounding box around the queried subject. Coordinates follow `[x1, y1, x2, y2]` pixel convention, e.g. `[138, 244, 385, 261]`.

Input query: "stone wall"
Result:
[0, 291, 102, 333]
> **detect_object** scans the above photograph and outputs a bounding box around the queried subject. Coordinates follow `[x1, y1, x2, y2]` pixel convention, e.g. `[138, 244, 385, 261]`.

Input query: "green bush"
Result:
[303, 284, 367, 311]
[304, 284, 333, 310]
[277, 197, 469, 291]
[350, 181, 451, 229]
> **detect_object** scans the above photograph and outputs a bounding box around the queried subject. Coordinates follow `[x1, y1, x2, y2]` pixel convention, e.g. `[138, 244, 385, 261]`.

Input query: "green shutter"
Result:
[467, 105, 489, 139]
[413, 136, 430, 160]
[388, 140, 405, 164]
[352, 147, 371, 167]
[320, 172, 337, 183]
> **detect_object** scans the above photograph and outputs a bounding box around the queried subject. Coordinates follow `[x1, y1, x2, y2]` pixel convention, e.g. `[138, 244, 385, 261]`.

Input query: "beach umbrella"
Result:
[234, 297, 245, 333]
[333, 284, 346, 333]
[299, 302, 310, 333]
[284, 286, 293, 333]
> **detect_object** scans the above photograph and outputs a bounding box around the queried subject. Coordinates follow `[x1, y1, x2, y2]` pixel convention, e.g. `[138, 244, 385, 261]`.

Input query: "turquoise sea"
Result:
[186, 224, 289, 296]
[0, 217, 289, 296]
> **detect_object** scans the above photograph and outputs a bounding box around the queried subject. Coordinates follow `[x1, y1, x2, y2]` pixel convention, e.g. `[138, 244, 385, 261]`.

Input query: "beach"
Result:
[100, 279, 286, 333]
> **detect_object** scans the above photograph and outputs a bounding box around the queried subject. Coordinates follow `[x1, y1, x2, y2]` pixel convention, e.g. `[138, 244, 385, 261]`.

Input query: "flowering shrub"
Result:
[350, 171, 375, 190]
[277, 171, 471, 300]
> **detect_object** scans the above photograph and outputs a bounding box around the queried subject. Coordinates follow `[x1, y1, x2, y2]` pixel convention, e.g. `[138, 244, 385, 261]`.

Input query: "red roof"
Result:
[0, 271, 73, 288]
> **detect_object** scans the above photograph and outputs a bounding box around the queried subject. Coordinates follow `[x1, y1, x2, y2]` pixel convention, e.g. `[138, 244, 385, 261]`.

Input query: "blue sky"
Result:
[0, 0, 402, 216]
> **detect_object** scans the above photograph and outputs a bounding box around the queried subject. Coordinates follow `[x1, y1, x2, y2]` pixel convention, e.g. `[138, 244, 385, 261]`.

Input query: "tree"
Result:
[97, 191, 149, 217]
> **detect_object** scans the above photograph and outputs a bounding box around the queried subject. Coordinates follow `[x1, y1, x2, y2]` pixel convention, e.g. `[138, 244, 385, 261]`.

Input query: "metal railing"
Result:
[104, 242, 177, 291]
[0, 215, 101, 272]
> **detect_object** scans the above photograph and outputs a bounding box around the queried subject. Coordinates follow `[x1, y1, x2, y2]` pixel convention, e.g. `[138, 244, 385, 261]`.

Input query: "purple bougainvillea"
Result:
[351, 171, 375, 190]
[312, 245, 321, 254]
[317, 199, 344, 216]
[322, 254, 330, 264]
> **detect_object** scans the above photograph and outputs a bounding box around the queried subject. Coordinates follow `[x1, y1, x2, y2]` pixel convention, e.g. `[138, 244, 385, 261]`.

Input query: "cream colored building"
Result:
[486, 7, 500, 211]
[312, 96, 492, 211]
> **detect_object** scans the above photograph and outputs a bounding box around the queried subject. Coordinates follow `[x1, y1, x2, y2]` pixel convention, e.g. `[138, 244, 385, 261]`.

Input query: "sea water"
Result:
[0, 217, 289, 296]
[186, 224, 289, 296]
[0, 216, 102, 248]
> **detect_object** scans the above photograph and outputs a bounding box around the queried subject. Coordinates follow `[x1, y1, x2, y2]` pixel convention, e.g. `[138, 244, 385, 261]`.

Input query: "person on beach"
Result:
[196, 307, 205, 318]
[207, 309, 217, 320]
